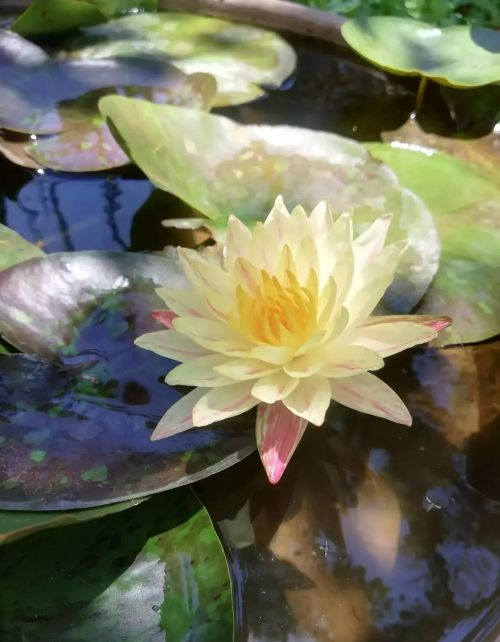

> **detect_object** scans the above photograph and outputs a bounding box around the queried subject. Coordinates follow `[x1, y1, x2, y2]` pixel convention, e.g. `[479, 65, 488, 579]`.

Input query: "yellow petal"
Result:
[156, 286, 210, 318]
[134, 330, 209, 361]
[330, 372, 411, 425]
[151, 388, 207, 440]
[166, 354, 233, 387]
[178, 247, 232, 299]
[282, 375, 331, 426]
[215, 358, 280, 380]
[353, 320, 438, 357]
[319, 345, 384, 377]
[192, 381, 257, 426]
[225, 214, 252, 271]
[251, 371, 299, 403]
[251, 345, 295, 365]
[353, 213, 392, 270]
[173, 316, 251, 356]
[309, 200, 334, 237]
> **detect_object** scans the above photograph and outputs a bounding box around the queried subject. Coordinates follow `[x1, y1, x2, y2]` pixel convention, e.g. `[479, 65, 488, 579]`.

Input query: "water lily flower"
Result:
[136, 197, 451, 483]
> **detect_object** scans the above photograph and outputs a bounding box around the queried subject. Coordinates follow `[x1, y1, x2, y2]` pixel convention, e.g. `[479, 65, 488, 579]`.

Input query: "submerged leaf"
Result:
[368, 143, 500, 345]
[63, 12, 296, 107]
[100, 98, 440, 313]
[342, 17, 500, 87]
[0, 252, 254, 509]
[0, 489, 233, 642]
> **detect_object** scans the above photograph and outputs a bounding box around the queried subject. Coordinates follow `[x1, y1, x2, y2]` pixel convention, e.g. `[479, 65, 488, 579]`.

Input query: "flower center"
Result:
[236, 269, 317, 346]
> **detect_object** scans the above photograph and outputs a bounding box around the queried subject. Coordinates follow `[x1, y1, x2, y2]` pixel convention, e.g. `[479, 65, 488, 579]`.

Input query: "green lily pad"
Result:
[0, 498, 145, 545]
[0, 223, 45, 271]
[0, 489, 233, 642]
[63, 12, 297, 107]
[367, 143, 500, 346]
[99, 97, 440, 313]
[341, 17, 500, 87]
[12, 0, 158, 38]
[0, 252, 255, 509]
[198, 343, 500, 641]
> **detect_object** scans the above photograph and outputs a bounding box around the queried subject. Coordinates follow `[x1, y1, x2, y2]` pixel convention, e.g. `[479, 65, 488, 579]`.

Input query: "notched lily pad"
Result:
[62, 12, 297, 107]
[100, 97, 440, 313]
[0, 252, 255, 509]
[367, 143, 500, 345]
[341, 17, 500, 87]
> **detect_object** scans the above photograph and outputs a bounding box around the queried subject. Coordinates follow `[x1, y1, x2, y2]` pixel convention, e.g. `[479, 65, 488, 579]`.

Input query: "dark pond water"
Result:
[0, 19, 499, 642]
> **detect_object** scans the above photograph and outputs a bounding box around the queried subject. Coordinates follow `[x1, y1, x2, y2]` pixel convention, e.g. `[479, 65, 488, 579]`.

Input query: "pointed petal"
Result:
[135, 330, 209, 361]
[353, 214, 392, 268]
[156, 286, 209, 318]
[252, 370, 299, 403]
[151, 388, 206, 440]
[192, 381, 258, 426]
[319, 345, 384, 377]
[225, 215, 252, 271]
[354, 320, 439, 357]
[152, 309, 177, 329]
[309, 200, 333, 236]
[282, 375, 331, 426]
[178, 247, 232, 298]
[166, 354, 233, 387]
[173, 317, 251, 356]
[362, 314, 452, 333]
[250, 345, 295, 365]
[256, 402, 308, 484]
[215, 358, 280, 380]
[330, 372, 411, 425]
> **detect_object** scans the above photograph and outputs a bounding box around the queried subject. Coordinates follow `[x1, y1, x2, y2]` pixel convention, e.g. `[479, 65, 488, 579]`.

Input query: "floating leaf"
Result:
[0, 489, 233, 642]
[100, 97, 440, 313]
[0, 252, 255, 509]
[341, 17, 500, 87]
[197, 343, 500, 641]
[12, 0, 158, 38]
[0, 498, 145, 545]
[0, 223, 44, 271]
[0, 29, 48, 67]
[367, 143, 500, 345]
[64, 12, 297, 107]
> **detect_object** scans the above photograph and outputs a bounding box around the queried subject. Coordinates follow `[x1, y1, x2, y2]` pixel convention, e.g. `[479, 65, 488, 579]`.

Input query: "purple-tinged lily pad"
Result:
[367, 143, 500, 345]
[0, 252, 255, 509]
[62, 12, 297, 107]
[99, 98, 440, 313]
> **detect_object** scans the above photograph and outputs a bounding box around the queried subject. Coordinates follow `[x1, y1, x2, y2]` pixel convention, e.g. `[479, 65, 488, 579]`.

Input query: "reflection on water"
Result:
[197, 345, 500, 642]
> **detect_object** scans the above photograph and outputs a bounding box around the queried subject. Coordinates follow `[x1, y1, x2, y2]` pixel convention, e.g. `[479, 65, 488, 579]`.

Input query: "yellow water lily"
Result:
[136, 197, 450, 483]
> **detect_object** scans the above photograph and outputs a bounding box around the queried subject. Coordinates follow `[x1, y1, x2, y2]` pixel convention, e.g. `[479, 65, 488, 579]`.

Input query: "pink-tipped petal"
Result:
[151, 388, 207, 440]
[422, 316, 453, 332]
[152, 309, 177, 329]
[256, 402, 308, 484]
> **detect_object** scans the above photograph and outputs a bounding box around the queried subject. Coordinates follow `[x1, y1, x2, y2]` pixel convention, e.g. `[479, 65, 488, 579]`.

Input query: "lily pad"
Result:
[63, 12, 297, 107]
[367, 143, 500, 345]
[0, 29, 216, 171]
[0, 498, 146, 545]
[0, 223, 44, 271]
[197, 343, 500, 641]
[12, 0, 158, 38]
[0, 489, 233, 642]
[0, 252, 255, 509]
[99, 97, 440, 313]
[341, 17, 500, 87]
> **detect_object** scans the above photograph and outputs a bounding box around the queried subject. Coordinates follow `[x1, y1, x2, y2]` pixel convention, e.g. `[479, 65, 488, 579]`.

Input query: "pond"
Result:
[0, 6, 499, 642]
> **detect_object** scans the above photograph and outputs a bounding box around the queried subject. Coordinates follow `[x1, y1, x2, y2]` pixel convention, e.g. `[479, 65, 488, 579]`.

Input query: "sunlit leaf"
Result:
[367, 143, 500, 345]
[0, 498, 146, 545]
[197, 343, 500, 641]
[0, 223, 44, 271]
[63, 12, 296, 107]
[100, 97, 440, 313]
[342, 17, 500, 87]
[0, 489, 233, 642]
[0, 252, 255, 509]
[12, 0, 158, 38]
